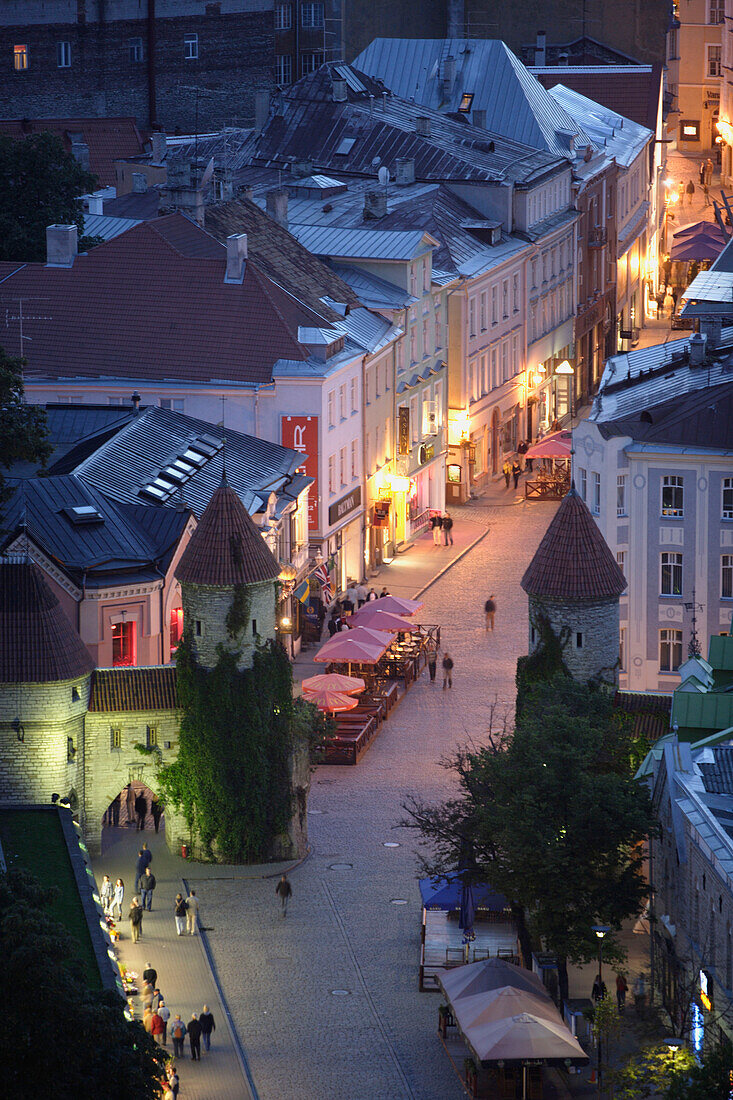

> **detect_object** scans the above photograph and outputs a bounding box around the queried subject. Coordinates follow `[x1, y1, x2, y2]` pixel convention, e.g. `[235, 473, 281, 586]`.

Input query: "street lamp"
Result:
[591, 924, 611, 1100]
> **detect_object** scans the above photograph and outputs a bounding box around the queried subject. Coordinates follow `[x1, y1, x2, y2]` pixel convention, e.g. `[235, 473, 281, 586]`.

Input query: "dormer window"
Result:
[458, 92, 474, 113]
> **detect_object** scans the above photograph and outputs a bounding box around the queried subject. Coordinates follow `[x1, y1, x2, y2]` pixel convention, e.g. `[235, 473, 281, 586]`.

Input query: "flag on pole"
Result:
[294, 578, 310, 603]
[314, 563, 333, 604]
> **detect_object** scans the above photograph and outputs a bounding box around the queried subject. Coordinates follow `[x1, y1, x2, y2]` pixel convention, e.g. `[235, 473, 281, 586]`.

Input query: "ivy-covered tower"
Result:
[521, 488, 627, 686]
[175, 476, 281, 669]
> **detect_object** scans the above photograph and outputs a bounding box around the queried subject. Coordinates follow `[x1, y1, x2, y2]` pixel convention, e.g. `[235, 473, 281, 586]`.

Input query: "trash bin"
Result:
[181, 843, 188, 859]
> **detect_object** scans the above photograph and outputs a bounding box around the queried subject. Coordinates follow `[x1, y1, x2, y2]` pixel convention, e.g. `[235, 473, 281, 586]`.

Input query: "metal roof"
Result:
[83, 212, 141, 241]
[353, 38, 593, 158]
[289, 223, 437, 261]
[547, 84, 652, 168]
[330, 263, 415, 308]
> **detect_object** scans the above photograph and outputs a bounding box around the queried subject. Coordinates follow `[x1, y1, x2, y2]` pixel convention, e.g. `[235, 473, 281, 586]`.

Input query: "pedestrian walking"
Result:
[174, 893, 188, 935]
[427, 642, 437, 683]
[633, 972, 647, 1018]
[484, 595, 496, 631]
[171, 1016, 187, 1059]
[379, 586, 390, 597]
[141, 867, 156, 911]
[109, 793, 121, 826]
[125, 784, 136, 826]
[616, 973, 628, 1012]
[512, 460, 521, 489]
[199, 1005, 216, 1052]
[100, 874, 113, 914]
[706, 157, 714, 186]
[142, 1006, 153, 1034]
[686, 179, 695, 205]
[276, 873, 292, 916]
[442, 652, 454, 690]
[142, 962, 157, 987]
[591, 973, 607, 1003]
[703, 182, 710, 206]
[699, 161, 706, 185]
[167, 1066, 179, 1099]
[134, 848, 147, 894]
[502, 458, 511, 488]
[188, 1014, 202, 1061]
[158, 1000, 170, 1044]
[129, 897, 143, 943]
[355, 580, 368, 607]
[430, 511, 443, 545]
[442, 512, 454, 546]
[368, 588, 377, 601]
[151, 1008, 165, 1045]
[664, 287, 674, 318]
[517, 438, 528, 471]
[135, 791, 148, 830]
[185, 889, 199, 934]
[142, 981, 154, 1012]
[111, 878, 124, 921]
[327, 614, 339, 637]
[151, 798, 163, 833]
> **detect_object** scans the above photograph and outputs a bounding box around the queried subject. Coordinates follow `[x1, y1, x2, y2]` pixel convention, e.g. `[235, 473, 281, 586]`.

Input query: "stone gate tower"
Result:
[520, 488, 627, 687]
[175, 475, 281, 668]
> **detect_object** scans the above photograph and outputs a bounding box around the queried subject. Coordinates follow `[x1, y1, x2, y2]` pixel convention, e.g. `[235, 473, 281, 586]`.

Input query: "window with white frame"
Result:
[512, 273, 520, 313]
[723, 477, 733, 519]
[616, 550, 626, 576]
[374, 423, 380, 463]
[619, 627, 626, 670]
[662, 475, 684, 517]
[14, 45, 28, 70]
[661, 552, 683, 596]
[396, 339, 404, 371]
[434, 380, 443, 426]
[339, 446, 346, 485]
[275, 3, 292, 29]
[434, 313, 442, 350]
[160, 398, 185, 412]
[708, 44, 722, 77]
[660, 628, 683, 672]
[184, 33, 198, 60]
[490, 348, 498, 390]
[502, 341, 509, 382]
[422, 318, 430, 356]
[410, 396, 419, 443]
[301, 2, 324, 27]
[592, 471, 601, 515]
[327, 390, 335, 428]
[617, 474, 627, 516]
[301, 51, 323, 74]
[578, 467, 587, 501]
[384, 416, 391, 454]
[491, 286, 498, 324]
[480, 292, 487, 331]
[57, 41, 72, 68]
[723, 555, 733, 599]
[502, 279, 509, 318]
[512, 334, 519, 376]
[350, 376, 357, 412]
[129, 37, 144, 62]
[364, 369, 370, 405]
[422, 259, 429, 292]
[469, 297, 476, 336]
[409, 265, 417, 296]
[410, 328, 417, 363]
[480, 353, 488, 394]
[339, 385, 346, 420]
[709, 1, 724, 22]
[328, 455, 335, 493]
[275, 55, 292, 84]
[351, 439, 358, 480]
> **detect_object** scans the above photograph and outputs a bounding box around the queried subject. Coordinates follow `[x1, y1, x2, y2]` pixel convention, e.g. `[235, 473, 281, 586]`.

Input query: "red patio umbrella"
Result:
[351, 607, 420, 632]
[525, 431, 572, 460]
[365, 595, 424, 616]
[302, 672, 366, 695]
[314, 627, 392, 665]
[306, 688, 360, 714]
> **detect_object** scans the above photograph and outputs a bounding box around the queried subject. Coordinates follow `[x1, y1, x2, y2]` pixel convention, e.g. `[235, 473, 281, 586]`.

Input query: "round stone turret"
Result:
[521, 488, 627, 686]
[175, 479, 281, 669]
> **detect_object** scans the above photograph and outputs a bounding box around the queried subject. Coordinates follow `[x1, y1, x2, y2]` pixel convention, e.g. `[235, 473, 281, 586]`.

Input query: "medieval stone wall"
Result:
[183, 579, 277, 670]
[528, 595, 620, 686]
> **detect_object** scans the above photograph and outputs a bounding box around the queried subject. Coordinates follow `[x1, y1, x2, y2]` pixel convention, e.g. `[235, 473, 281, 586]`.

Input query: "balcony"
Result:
[588, 226, 607, 248]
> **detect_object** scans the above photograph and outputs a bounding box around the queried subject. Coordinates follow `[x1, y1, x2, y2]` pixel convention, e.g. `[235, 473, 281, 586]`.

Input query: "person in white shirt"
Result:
[185, 889, 200, 935]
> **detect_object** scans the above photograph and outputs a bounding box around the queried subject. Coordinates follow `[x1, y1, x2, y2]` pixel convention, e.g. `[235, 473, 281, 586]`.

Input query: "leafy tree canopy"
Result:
[0, 132, 98, 262]
[665, 1043, 732, 1100]
[0, 344, 51, 502]
[404, 676, 655, 999]
[0, 869, 166, 1099]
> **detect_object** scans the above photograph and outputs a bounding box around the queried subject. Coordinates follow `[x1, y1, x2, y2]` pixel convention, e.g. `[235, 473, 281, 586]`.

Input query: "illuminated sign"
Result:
[398, 406, 410, 455]
[699, 969, 713, 1012]
[680, 120, 700, 141]
[281, 415, 319, 534]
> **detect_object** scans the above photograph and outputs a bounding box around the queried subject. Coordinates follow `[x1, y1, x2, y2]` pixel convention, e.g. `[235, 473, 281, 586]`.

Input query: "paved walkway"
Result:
[93, 826, 254, 1099]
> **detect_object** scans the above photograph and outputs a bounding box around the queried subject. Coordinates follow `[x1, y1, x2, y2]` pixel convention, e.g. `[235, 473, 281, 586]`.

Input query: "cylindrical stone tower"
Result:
[175, 476, 281, 669]
[520, 487, 627, 687]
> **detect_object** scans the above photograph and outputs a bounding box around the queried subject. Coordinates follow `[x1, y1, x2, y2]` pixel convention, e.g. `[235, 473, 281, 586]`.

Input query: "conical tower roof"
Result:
[521, 488, 627, 601]
[0, 557, 94, 682]
[175, 480, 281, 586]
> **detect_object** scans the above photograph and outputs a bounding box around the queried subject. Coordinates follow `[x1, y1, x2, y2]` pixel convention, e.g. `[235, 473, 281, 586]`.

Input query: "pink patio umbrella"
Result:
[525, 431, 572, 460]
[364, 595, 424, 617]
[314, 626, 392, 665]
[301, 672, 366, 695]
[305, 688, 360, 714]
[351, 607, 420, 632]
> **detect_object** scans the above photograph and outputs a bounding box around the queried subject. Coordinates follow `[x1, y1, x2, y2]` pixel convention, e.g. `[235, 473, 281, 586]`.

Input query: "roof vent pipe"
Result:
[265, 188, 288, 228]
[415, 115, 431, 137]
[688, 331, 707, 366]
[535, 30, 547, 66]
[131, 392, 141, 413]
[332, 78, 347, 102]
[225, 233, 248, 283]
[395, 157, 415, 186]
[46, 224, 78, 267]
[472, 108, 487, 129]
[364, 190, 387, 219]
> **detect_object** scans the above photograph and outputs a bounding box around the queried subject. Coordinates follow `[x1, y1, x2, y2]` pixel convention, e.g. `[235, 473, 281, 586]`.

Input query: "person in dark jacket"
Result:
[430, 511, 443, 546]
[512, 461, 521, 489]
[141, 867, 156, 911]
[276, 874, 293, 916]
[187, 1013, 202, 1061]
[592, 973, 607, 1003]
[134, 847, 151, 893]
[327, 614, 339, 637]
[442, 512, 454, 546]
[442, 652, 454, 690]
[151, 799, 163, 833]
[142, 963, 157, 988]
[129, 897, 144, 943]
[135, 791, 148, 830]
[427, 642, 438, 683]
[199, 1005, 216, 1052]
[174, 893, 188, 936]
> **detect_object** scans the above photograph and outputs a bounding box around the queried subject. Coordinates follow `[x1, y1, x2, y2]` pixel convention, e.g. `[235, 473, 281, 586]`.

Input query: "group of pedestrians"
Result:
[503, 443, 534, 491]
[174, 889, 200, 935]
[168, 1004, 216, 1059]
[137, 959, 217, 1097]
[591, 970, 647, 1017]
[429, 511, 454, 546]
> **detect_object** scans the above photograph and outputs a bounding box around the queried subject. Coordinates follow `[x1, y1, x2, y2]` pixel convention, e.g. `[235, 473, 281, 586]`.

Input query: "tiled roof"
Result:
[0, 214, 327, 386]
[0, 117, 143, 186]
[521, 488, 627, 601]
[614, 690, 672, 741]
[698, 746, 733, 795]
[176, 480, 280, 586]
[89, 666, 179, 712]
[0, 558, 94, 683]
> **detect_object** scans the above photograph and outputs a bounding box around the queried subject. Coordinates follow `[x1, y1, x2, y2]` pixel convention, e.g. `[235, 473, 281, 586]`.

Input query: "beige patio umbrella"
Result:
[439, 957, 548, 1004]
[454, 1008, 588, 1065]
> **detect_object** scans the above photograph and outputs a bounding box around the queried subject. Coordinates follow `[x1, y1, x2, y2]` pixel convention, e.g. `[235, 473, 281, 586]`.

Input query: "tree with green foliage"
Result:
[0, 868, 166, 1099]
[0, 344, 51, 502]
[404, 676, 655, 1001]
[665, 1042, 732, 1100]
[0, 132, 99, 262]
[158, 633, 305, 862]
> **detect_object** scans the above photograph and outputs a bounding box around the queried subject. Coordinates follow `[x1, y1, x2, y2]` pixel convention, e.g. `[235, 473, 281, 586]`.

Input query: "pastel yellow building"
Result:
[667, 0, 724, 153]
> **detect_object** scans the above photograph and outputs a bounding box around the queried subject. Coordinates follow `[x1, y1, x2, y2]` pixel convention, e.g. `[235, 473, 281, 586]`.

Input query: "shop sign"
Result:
[447, 463, 461, 483]
[398, 406, 410, 455]
[418, 442, 435, 465]
[281, 415, 319, 533]
[372, 500, 390, 528]
[328, 485, 362, 527]
[699, 969, 713, 1012]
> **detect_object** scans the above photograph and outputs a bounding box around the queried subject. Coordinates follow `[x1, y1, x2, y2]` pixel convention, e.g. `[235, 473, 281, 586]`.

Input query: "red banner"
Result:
[281, 415, 319, 535]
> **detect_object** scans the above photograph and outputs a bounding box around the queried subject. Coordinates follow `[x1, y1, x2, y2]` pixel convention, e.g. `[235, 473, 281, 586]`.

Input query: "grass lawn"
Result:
[0, 808, 102, 990]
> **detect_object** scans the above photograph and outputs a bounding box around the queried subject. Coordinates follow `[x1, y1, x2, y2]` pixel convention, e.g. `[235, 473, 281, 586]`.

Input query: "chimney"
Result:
[240, 185, 255, 202]
[472, 108, 487, 129]
[415, 115, 431, 137]
[255, 90, 271, 132]
[442, 55, 455, 94]
[87, 193, 104, 215]
[150, 131, 166, 163]
[131, 391, 141, 414]
[395, 157, 415, 186]
[699, 317, 721, 348]
[46, 224, 78, 267]
[132, 172, 148, 193]
[688, 332, 707, 366]
[535, 30, 547, 66]
[266, 188, 288, 227]
[363, 189, 387, 219]
[332, 78, 347, 102]
[71, 140, 90, 171]
[225, 233, 248, 283]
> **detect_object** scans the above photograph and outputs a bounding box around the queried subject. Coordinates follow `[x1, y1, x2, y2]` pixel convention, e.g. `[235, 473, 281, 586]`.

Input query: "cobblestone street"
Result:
[193, 494, 559, 1100]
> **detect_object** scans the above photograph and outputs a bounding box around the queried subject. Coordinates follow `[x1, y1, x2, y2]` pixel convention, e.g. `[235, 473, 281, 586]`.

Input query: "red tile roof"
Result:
[0, 214, 324, 386]
[0, 117, 144, 186]
[175, 480, 281, 586]
[535, 66, 662, 132]
[0, 558, 94, 683]
[521, 488, 627, 601]
[89, 666, 179, 712]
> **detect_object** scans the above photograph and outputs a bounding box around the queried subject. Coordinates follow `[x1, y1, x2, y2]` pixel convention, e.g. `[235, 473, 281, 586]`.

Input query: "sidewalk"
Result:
[93, 826, 255, 1100]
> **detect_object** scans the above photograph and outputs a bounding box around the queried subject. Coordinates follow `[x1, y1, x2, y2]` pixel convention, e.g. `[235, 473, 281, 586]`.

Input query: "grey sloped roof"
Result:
[289, 223, 435, 261]
[330, 263, 415, 308]
[548, 84, 652, 168]
[353, 39, 592, 158]
[597, 380, 733, 450]
[83, 212, 141, 241]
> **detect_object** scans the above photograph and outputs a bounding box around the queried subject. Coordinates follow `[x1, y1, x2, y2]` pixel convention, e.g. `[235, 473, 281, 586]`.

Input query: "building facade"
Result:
[667, 0, 724, 155]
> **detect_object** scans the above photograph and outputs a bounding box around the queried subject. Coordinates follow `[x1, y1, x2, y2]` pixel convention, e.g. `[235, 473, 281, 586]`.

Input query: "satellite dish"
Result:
[378, 165, 389, 186]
